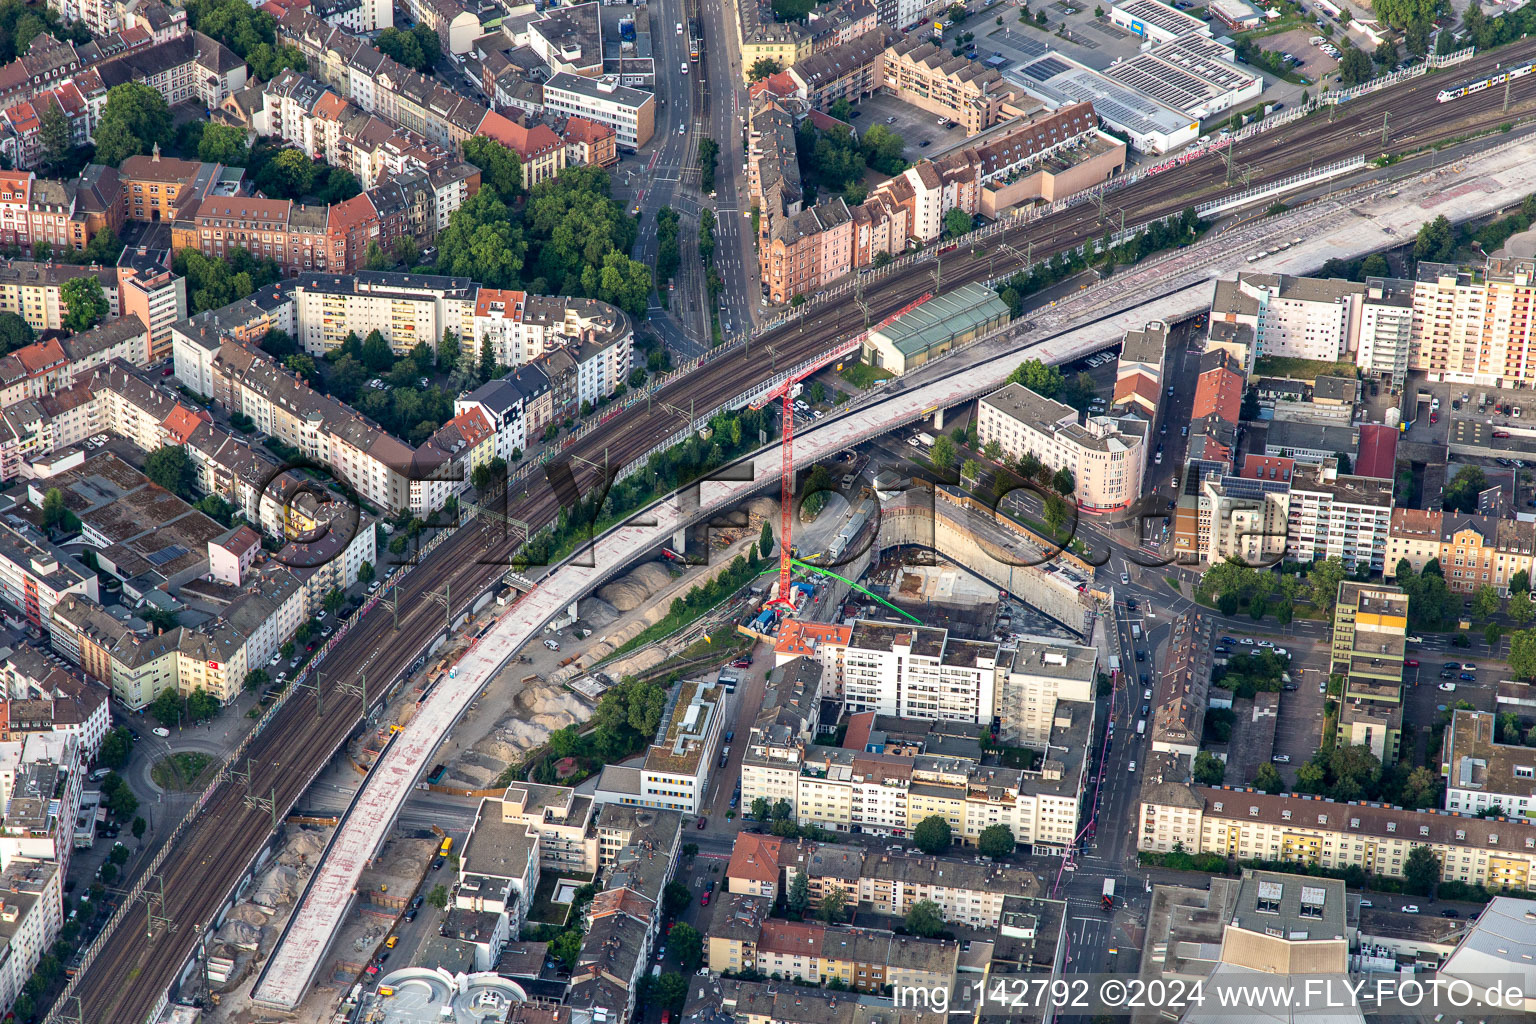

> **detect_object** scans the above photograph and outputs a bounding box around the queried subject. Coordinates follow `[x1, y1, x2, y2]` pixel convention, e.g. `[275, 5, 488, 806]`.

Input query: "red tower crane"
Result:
[749, 294, 932, 608]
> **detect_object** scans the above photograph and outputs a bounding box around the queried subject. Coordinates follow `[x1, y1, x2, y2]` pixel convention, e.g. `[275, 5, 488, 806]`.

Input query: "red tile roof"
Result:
[758, 920, 825, 956]
[162, 402, 212, 444]
[1240, 455, 1293, 481]
[773, 621, 850, 659]
[843, 710, 875, 752]
[14, 339, 65, 375]
[1192, 364, 1243, 424]
[562, 115, 613, 145]
[1354, 424, 1398, 480]
[726, 833, 783, 885]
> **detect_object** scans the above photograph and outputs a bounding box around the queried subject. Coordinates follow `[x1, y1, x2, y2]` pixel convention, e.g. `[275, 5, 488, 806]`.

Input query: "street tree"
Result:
[976, 824, 1015, 858]
[913, 815, 952, 854]
[1403, 845, 1441, 896]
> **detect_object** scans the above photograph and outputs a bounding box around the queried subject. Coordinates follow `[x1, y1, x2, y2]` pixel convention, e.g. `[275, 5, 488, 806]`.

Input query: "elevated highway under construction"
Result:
[50, 45, 1536, 1022]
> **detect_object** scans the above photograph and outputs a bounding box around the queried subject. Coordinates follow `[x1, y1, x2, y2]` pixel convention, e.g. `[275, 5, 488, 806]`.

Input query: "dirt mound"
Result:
[597, 562, 675, 611]
[745, 496, 779, 523]
[467, 685, 586, 766]
[225, 903, 270, 927]
[251, 865, 298, 909]
[275, 828, 325, 867]
[217, 919, 262, 951]
[580, 596, 621, 627]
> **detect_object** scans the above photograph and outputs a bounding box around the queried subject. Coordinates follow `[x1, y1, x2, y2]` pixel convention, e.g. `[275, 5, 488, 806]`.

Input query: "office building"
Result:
[977, 382, 1146, 512]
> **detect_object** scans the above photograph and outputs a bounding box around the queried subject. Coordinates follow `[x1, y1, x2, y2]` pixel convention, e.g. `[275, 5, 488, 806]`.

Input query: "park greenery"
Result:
[527, 677, 668, 783]
[93, 83, 173, 167]
[434, 160, 651, 317]
[60, 276, 108, 332]
[656, 207, 681, 286]
[176, 246, 285, 316]
[144, 446, 198, 500]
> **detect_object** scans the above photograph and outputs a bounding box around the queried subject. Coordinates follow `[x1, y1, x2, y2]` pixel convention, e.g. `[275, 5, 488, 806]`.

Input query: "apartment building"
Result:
[561, 116, 618, 169]
[1209, 272, 1365, 362]
[1411, 255, 1536, 387]
[841, 620, 998, 724]
[684, 977, 947, 1024]
[1436, 514, 1536, 596]
[761, 197, 853, 307]
[1356, 276, 1415, 384]
[1331, 580, 1408, 765]
[288, 271, 477, 357]
[0, 845, 67, 1017]
[1112, 320, 1168, 418]
[727, 917, 960, 993]
[594, 680, 725, 815]
[1383, 507, 1444, 578]
[0, 260, 118, 334]
[976, 382, 1147, 512]
[540, 73, 654, 151]
[788, 27, 898, 111]
[772, 622, 850, 696]
[1149, 613, 1216, 763]
[275, 7, 519, 153]
[116, 246, 186, 361]
[791, 845, 1040, 931]
[0, 644, 111, 759]
[1139, 783, 1536, 892]
[746, 720, 1086, 852]
[0, 521, 98, 635]
[881, 35, 1023, 135]
[1443, 709, 1536, 819]
[94, 31, 248, 110]
[458, 796, 541, 961]
[0, 166, 123, 254]
[570, 804, 682, 1024]
[994, 639, 1097, 746]
[254, 69, 462, 191]
[1286, 458, 1393, 571]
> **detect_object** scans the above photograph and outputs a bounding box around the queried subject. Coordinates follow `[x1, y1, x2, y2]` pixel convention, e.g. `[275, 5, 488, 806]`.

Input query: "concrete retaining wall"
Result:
[876, 505, 1093, 636]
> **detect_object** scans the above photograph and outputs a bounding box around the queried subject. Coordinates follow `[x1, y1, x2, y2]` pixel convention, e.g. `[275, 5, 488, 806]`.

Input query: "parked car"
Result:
[697, 816, 707, 829]
[1272, 754, 1290, 763]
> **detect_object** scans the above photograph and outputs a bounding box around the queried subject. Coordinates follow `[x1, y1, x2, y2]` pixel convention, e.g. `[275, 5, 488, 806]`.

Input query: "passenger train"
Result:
[1437, 60, 1536, 102]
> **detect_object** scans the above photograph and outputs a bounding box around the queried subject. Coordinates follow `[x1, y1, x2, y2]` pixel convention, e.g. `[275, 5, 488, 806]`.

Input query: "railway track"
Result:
[57, 39, 1536, 1022]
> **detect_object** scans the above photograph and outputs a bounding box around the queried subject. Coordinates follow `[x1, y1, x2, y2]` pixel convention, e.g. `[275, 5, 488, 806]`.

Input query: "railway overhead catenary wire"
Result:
[52, 37, 1536, 1022]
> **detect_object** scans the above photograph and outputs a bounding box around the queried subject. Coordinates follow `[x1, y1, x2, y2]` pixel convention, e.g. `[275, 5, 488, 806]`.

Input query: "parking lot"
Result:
[850, 92, 967, 162]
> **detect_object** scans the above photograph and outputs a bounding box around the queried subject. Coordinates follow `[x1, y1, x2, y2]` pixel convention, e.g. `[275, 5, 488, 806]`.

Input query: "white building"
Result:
[842, 621, 998, 725]
[996, 640, 1098, 746]
[976, 382, 1147, 513]
[1356, 276, 1415, 384]
[1286, 458, 1393, 572]
[1209, 273, 1366, 363]
[1108, 0, 1211, 43]
[0, 521, 99, 636]
[540, 73, 655, 151]
[1443, 709, 1536, 820]
[593, 679, 725, 814]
